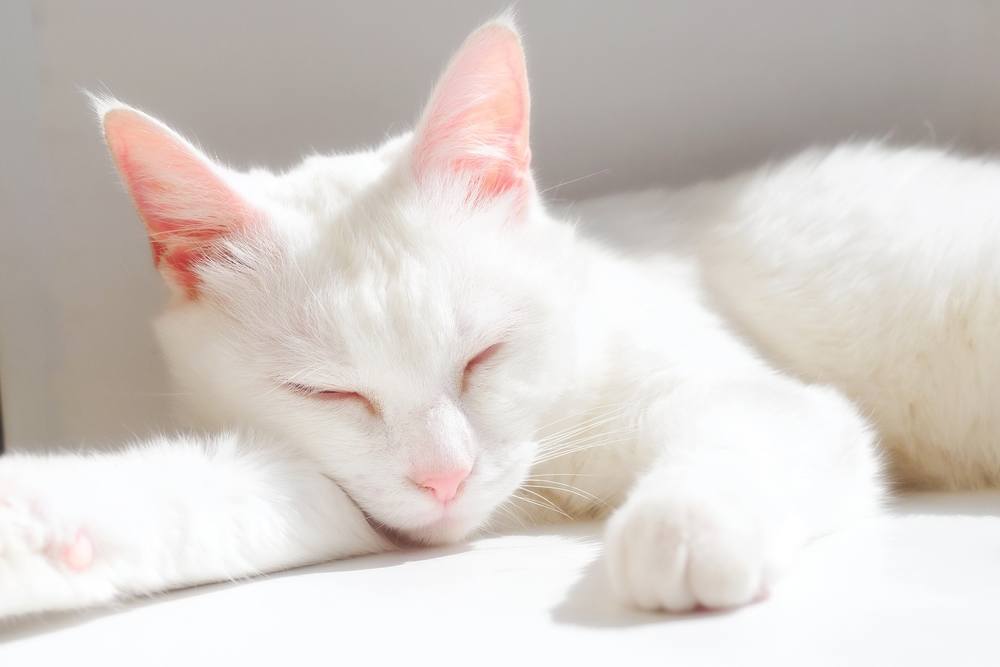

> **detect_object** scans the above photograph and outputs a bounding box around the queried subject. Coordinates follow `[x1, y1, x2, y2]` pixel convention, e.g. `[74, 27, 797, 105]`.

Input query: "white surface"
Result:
[3, 1, 1000, 449]
[3, 493, 999, 666]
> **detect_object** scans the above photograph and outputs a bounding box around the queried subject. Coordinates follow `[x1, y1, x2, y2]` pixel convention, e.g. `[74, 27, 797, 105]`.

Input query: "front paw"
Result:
[606, 488, 783, 612]
[0, 497, 92, 571]
[0, 487, 99, 618]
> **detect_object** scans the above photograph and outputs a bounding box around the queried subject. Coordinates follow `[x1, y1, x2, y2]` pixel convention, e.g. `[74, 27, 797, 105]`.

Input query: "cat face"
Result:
[100, 20, 576, 543]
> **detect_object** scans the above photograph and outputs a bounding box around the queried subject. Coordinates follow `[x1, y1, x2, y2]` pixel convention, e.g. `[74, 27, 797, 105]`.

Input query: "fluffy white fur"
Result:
[2, 18, 995, 619]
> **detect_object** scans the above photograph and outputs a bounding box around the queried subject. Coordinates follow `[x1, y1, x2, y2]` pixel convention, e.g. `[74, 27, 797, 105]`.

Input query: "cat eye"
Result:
[462, 343, 503, 391]
[285, 383, 379, 416]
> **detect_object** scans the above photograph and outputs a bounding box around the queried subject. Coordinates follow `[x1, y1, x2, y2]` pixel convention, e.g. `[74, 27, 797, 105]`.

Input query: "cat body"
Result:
[580, 143, 1000, 490]
[1, 18, 995, 618]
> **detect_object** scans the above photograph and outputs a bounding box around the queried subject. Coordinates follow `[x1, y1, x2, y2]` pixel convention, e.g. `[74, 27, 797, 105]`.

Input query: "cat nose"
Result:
[410, 468, 471, 503]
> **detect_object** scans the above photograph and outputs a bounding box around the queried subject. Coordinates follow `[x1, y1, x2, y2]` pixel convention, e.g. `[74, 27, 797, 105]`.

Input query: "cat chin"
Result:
[341, 479, 492, 547]
[352, 499, 483, 547]
[388, 513, 485, 547]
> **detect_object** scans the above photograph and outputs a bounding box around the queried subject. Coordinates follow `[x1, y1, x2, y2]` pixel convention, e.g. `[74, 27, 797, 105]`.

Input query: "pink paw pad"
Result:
[60, 530, 94, 571]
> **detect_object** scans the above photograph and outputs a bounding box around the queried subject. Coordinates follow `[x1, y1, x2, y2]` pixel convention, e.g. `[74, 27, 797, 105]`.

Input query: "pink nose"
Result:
[412, 468, 471, 503]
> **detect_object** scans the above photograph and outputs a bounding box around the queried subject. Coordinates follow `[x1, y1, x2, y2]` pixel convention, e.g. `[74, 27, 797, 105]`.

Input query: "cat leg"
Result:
[606, 378, 883, 611]
[0, 431, 389, 619]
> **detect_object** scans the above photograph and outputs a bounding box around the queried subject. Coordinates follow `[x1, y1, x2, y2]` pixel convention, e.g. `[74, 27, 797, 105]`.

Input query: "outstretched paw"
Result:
[606, 488, 783, 612]
[0, 483, 106, 619]
[0, 492, 93, 572]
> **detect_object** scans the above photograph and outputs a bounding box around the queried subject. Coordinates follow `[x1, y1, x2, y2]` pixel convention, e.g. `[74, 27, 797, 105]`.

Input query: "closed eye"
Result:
[462, 343, 503, 392]
[285, 383, 379, 416]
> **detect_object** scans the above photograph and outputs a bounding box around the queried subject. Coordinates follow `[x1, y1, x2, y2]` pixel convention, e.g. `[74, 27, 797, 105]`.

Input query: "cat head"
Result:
[98, 19, 579, 544]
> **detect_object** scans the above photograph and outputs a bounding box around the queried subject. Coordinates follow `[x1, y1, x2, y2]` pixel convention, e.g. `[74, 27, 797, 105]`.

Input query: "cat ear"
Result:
[97, 100, 261, 298]
[412, 19, 532, 204]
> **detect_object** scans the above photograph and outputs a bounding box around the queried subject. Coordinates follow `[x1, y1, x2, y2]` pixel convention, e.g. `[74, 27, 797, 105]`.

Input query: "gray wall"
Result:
[2, 0, 999, 450]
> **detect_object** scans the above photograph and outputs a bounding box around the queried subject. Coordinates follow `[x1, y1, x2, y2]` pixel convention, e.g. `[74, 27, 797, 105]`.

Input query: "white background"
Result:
[2, 1, 1000, 450]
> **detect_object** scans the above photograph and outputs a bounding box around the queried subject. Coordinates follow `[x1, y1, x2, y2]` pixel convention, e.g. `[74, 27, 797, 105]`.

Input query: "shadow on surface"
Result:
[6, 492, 998, 641]
[549, 547, 740, 628]
[893, 491, 1000, 517]
[0, 541, 472, 643]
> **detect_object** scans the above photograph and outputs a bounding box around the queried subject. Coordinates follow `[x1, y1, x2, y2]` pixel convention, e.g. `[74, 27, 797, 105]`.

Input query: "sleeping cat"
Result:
[3, 17, 999, 618]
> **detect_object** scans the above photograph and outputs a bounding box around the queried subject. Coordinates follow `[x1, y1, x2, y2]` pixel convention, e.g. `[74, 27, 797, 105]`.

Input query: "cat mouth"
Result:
[319, 473, 413, 547]
[363, 512, 424, 548]
[378, 506, 483, 546]
[322, 473, 479, 546]
[364, 509, 472, 547]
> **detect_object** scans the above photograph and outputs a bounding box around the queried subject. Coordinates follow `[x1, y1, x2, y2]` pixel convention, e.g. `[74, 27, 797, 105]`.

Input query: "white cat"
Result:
[2, 17, 996, 619]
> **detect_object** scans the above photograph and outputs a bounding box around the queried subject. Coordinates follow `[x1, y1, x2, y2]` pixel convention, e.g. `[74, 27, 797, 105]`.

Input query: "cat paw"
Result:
[606, 488, 781, 612]
[0, 486, 100, 619]
[0, 491, 93, 571]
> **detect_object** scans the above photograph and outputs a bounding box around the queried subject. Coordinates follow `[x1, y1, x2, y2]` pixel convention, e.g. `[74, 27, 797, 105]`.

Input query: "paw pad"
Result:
[60, 531, 94, 571]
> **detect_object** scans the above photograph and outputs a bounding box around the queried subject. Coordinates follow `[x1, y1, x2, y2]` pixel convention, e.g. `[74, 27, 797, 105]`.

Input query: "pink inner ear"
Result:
[103, 108, 254, 297]
[414, 23, 531, 201]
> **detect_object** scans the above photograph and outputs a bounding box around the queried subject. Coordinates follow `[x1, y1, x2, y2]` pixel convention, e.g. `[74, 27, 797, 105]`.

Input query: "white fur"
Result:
[0, 432, 388, 617]
[572, 142, 1000, 490]
[6, 20, 998, 618]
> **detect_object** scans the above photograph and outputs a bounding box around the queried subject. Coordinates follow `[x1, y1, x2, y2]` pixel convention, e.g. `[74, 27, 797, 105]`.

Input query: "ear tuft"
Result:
[98, 100, 259, 297]
[87, 91, 127, 124]
[412, 19, 532, 203]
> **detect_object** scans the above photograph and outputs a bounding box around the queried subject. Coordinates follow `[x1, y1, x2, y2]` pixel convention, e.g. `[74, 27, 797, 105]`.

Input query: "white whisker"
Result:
[534, 400, 629, 432]
[536, 427, 639, 460]
[539, 168, 611, 195]
[511, 492, 572, 520]
[533, 434, 638, 465]
[538, 424, 639, 453]
[537, 419, 635, 453]
[536, 405, 630, 444]
[522, 481, 602, 505]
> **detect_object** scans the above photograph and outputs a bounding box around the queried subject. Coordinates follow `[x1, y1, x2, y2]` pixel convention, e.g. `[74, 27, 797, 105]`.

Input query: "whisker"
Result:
[524, 472, 603, 478]
[539, 168, 611, 195]
[493, 499, 527, 530]
[518, 486, 571, 516]
[524, 477, 600, 495]
[535, 428, 639, 461]
[535, 436, 637, 463]
[522, 481, 603, 505]
[533, 434, 638, 465]
[534, 406, 630, 443]
[538, 424, 639, 453]
[511, 492, 572, 520]
[534, 400, 629, 434]
[539, 413, 635, 446]
[536, 406, 630, 444]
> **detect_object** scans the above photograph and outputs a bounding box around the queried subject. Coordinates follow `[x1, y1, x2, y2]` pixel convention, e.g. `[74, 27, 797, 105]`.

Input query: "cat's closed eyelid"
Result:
[466, 343, 503, 368]
[461, 342, 504, 392]
[283, 383, 380, 416]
